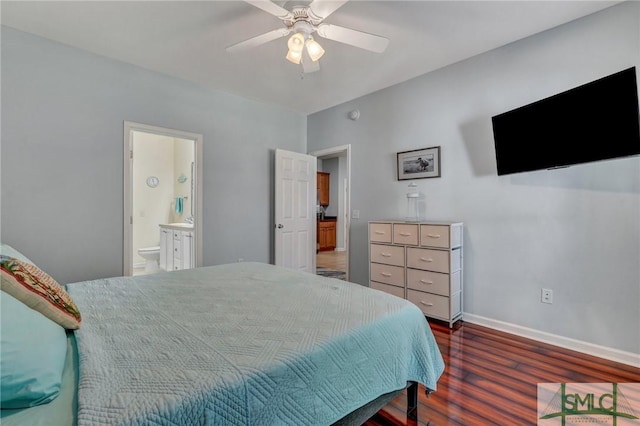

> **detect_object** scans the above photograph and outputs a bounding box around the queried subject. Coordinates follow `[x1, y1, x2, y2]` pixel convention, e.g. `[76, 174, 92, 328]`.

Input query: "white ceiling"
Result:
[1, 1, 620, 115]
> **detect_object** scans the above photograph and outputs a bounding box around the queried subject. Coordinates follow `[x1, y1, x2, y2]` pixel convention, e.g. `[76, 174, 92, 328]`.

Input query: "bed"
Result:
[1, 246, 444, 426]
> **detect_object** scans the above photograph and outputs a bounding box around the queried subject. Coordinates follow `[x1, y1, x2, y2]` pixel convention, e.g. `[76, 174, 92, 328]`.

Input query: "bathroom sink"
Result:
[163, 223, 194, 229]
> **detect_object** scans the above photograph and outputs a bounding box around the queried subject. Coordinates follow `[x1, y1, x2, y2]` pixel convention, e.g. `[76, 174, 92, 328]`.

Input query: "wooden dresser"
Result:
[368, 220, 463, 327]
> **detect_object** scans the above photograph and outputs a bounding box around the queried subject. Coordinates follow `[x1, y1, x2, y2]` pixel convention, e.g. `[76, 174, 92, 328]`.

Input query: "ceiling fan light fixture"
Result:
[286, 49, 302, 64]
[287, 32, 305, 53]
[305, 38, 325, 62]
[229, 0, 389, 74]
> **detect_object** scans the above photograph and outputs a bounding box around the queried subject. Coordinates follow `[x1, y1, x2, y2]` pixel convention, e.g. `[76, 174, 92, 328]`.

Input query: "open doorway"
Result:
[123, 122, 203, 276]
[309, 145, 351, 281]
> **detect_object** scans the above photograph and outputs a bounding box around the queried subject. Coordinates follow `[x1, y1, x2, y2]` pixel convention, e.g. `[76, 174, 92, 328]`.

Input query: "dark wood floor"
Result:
[365, 320, 640, 425]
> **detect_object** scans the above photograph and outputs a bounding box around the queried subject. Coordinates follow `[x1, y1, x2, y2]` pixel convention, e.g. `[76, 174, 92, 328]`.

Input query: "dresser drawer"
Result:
[369, 223, 392, 243]
[370, 263, 405, 287]
[407, 247, 460, 273]
[407, 290, 450, 319]
[393, 224, 419, 246]
[370, 281, 405, 299]
[420, 225, 450, 248]
[370, 244, 404, 267]
[407, 269, 450, 296]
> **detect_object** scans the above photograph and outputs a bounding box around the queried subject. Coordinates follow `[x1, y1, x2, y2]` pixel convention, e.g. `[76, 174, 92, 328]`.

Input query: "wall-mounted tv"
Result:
[492, 67, 640, 176]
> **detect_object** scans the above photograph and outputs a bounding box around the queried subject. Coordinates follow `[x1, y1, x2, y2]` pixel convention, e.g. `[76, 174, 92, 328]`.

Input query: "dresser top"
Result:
[369, 220, 463, 226]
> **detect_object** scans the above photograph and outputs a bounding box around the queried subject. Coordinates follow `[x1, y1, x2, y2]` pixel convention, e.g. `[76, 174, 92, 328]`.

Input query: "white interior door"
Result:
[275, 149, 317, 272]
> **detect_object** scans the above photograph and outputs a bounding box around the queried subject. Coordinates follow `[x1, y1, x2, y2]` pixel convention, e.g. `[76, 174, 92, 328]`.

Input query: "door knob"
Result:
[276, 224, 284, 229]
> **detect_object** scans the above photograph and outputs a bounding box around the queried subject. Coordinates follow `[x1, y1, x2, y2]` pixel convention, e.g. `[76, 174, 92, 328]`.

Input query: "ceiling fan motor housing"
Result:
[284, 6, 324, 30]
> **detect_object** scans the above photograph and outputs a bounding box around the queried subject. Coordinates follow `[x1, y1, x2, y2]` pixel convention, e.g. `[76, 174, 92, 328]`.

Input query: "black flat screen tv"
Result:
[492, 67, 640, 176]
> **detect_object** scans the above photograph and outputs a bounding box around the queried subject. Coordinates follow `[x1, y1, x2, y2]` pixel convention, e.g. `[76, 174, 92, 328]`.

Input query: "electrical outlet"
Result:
[237, 258, 244, 263]
[541, 288, 553, 304]
[351, 209, 360, 219]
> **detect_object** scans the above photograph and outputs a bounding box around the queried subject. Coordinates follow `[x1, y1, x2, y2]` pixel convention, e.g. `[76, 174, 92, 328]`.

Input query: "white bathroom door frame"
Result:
[123, 121, 204, 276]
[309, 144, 351, 281]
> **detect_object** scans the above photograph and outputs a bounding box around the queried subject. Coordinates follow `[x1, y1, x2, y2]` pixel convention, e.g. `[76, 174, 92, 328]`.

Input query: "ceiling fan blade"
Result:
[245, 0, 293, 20]
[308, 0, 349, 19]
[301, 49, 320, 74]
[226, 28, 291, 53]
[317, 24, 389, 53]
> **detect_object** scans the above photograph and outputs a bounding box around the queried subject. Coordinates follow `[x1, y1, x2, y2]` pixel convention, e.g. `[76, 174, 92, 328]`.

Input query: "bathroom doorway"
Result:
[309, 145, 351, 281]
[123, 122, 203, 276]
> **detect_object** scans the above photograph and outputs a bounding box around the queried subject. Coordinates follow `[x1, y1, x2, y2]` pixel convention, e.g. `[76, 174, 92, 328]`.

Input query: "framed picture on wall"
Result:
[397, 146, 441, 180]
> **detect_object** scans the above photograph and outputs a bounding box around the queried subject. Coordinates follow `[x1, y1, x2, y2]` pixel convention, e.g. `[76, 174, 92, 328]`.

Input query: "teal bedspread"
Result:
[67, 262, 444, 425]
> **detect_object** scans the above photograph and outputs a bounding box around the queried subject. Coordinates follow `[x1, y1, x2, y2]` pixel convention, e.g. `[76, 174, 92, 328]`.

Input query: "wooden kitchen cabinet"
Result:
[317, 172, 330, 206]
[318, 219, 336, 251]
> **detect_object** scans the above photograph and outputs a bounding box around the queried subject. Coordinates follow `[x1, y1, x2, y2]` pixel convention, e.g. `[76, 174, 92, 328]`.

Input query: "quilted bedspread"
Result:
[67, 262, 444, 425]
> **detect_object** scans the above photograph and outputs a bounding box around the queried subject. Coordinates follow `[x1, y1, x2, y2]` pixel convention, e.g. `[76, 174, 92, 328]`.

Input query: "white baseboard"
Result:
[463, 313, 640, 368]
[334, 247, 346, 252]
[133, 262, 145, 270]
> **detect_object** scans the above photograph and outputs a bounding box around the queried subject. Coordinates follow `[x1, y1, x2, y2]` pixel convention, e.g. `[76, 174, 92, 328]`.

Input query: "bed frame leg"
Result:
[407, 381, 418, 420]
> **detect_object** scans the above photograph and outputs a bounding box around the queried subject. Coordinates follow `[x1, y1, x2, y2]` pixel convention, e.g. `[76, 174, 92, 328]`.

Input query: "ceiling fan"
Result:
[226, 0, 389, 73]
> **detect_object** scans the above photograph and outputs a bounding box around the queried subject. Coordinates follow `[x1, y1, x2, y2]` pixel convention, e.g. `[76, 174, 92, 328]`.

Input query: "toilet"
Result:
[138, 246, 160, 273]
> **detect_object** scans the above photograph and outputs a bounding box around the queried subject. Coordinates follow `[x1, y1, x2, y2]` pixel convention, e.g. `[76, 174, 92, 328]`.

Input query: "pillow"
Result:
[1, 291, 68, 408]
[0, 256, 81, 330]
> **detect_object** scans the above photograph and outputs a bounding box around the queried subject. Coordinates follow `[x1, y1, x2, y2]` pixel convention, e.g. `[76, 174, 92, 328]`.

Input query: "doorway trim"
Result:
[309, 144, 351, 281]
[123, 121, 204, 276]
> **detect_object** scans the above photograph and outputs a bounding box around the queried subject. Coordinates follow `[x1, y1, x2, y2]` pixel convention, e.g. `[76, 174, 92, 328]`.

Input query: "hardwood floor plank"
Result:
[364, 321, 640, 425]
[468, 327, 640, 379]
[449, 334, 631, 383]
[316, 250, 347, 271]
[434, 378, 532, 425]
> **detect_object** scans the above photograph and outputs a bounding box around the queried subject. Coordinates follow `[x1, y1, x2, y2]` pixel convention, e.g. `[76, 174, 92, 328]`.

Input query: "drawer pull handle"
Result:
[374, 231, 385, 235]
[420, 279, 434, 285]
[420, 301, 434, 307]
[427, 234, 441, 238]
[380, 272, 392, 277]
[399, 232, 412, 237]
[420, 257, 433, 262]
[381, 253, 392, 257]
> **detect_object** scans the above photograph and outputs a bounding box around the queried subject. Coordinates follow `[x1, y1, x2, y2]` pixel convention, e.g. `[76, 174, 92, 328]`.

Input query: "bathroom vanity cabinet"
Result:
[160, 224, 194, 271]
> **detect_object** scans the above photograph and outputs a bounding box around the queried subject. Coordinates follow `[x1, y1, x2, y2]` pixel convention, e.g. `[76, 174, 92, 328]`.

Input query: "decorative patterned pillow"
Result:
[0, 256, 81, 330]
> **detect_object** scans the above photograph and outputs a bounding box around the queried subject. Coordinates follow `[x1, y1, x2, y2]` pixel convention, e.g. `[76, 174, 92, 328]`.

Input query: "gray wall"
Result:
[308, 2, 640, 353]
[1, 27, 306, 284]
[322, 158, 340, 217]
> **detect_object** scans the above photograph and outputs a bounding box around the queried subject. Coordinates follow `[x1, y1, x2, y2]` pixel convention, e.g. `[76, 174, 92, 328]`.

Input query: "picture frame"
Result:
[397, 146, 441, 180]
